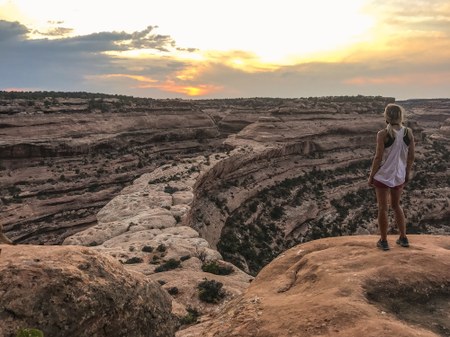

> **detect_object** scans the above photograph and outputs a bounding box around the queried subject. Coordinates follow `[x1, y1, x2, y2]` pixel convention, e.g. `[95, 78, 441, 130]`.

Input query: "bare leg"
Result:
[375, 187, 390, 241]
[390, 187, 407, 238]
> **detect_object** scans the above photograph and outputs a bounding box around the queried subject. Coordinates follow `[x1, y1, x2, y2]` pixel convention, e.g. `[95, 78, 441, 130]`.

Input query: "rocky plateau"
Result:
[0, 92, 449, 336]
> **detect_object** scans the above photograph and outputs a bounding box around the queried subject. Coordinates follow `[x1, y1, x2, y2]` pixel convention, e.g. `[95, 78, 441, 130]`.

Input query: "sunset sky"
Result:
[1, 0, 449, 99]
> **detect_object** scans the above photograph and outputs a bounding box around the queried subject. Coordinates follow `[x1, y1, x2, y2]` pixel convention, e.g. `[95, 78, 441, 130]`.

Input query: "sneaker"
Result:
[396, 236, 409, 247]
[377, 239, 390, 251]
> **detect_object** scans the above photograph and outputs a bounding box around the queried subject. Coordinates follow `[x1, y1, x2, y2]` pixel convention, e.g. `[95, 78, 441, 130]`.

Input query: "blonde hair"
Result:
[384, 103, 404, 139]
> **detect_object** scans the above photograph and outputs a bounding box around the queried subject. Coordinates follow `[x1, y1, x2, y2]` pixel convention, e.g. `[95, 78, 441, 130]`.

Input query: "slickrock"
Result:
[177, 235, 450, 337]
[0, 244, 176, 337]
[63, 154, 253, 318]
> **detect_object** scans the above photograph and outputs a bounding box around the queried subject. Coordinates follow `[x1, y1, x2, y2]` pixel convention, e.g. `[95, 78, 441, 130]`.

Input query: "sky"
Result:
[0, 0, 449, 99]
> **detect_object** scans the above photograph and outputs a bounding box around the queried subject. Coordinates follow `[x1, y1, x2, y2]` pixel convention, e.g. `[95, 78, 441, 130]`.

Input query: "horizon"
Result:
[2, 90, 449, 102]
[1, 0, 449, 100]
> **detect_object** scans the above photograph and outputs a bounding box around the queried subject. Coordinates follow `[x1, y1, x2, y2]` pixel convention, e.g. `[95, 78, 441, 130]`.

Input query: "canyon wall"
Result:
[1, 93, 449, 332]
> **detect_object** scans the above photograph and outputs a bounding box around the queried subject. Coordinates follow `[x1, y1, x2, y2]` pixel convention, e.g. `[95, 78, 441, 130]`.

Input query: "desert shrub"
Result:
[124, 257, 143, 264]
[197, 279, 225, 303]
[270, 205, 283, 220]
[154, 258, 181, 272]
[167, 287, 179, 295]
[180, 255, 191, 261]
[87, 184, 100, 192]
[164, 185, 179, 194]
[179, 306, 200, 325]
[16, 329, 44, 337]
[201, 260, 233, 275]
[156, 243, 167, 252]
[249, 201, 258, 213]
[150, 255, 160, 264]
[141, 245, 153, 253]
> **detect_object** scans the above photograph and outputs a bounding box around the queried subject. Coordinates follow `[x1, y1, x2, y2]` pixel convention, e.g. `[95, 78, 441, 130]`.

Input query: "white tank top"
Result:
[374, 127, 409, 187]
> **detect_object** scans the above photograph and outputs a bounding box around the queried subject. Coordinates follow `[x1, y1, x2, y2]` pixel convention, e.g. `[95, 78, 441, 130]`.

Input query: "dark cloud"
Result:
[0, 20, 187, 93]
[128, 25, 176, 51]
[0, 20, 29, 41]
[34, 27, 74, 37]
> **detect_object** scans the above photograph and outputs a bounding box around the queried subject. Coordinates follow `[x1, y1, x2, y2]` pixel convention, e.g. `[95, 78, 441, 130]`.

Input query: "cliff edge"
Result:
[178, 235, 450, 337]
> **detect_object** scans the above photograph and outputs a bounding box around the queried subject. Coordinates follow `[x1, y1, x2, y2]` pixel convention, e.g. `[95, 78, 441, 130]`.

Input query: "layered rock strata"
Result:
[186, 99, 449, 275]
[0, 95, 224, 244]
[1, 94, 449, 335]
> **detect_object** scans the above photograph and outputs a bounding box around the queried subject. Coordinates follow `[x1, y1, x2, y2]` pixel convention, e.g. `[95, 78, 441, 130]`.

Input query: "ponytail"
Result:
[384, 104, 404, 139]
[386, 123, 395, 139]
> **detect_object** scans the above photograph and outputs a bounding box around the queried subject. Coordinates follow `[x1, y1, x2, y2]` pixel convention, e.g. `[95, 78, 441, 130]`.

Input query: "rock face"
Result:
[1, 93, 449, 336]
[62, 154, 253, 319]
[0, 94, 224, 244]
[0, 244, 176, 337]
[177, 235, 450, 337]
[186, 98, 450, 275]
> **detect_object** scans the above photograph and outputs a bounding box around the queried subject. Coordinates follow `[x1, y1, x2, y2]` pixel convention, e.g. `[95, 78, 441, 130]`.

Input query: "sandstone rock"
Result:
[0, 244, 176, 337]
[172, 191, 194, 205]
[62, 153, 253, 319]
[177, 235, 450, 337]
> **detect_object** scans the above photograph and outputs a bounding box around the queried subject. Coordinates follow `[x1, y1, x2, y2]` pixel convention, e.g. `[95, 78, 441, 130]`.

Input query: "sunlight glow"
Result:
[1, 0, 374, 63]
[103, 74, 158, 84]
[92, 73, 222, 96]
[344, 72, 450, 86]
[2, 0, 449, 98]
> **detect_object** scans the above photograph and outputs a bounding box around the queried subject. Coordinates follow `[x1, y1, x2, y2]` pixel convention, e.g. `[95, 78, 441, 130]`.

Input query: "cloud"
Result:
[34, 27, 74, 37]
[128, 25, 176, 51]
[0, 20, 190, 93]
[366, 0, 450, 35]
[0, 20, 28, 41]
[1, 7, 449, 100]
[344, 72, 450, 86]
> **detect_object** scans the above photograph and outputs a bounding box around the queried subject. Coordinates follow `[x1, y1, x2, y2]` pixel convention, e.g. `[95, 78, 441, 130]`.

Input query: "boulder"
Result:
[0, 245, 176, 337]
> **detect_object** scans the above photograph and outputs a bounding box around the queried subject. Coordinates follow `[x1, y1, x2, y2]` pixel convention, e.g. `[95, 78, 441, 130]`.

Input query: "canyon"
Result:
[0, 92, 449, 335]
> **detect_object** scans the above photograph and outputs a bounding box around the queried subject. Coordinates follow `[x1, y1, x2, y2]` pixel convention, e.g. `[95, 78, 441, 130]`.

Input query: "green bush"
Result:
[156, 243, 167, 252]
[16, 329, 44, 337]
[124, 257, 143, 264]
[167, 287, 179, 295]
[201, 260, 233, 275]
[179, 306, 200, 325]
[141, 245, 153, 253]
[270, 205, 283, 220]
[198, 279, 225, 303]
[164, 185, 179, 194]
[180, 255, 191, 261]
[154, 258, 181, 272]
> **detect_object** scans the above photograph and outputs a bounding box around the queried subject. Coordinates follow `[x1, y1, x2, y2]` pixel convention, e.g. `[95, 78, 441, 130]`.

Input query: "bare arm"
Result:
[368, 130, 385, 186]
[405, 128, 415, 183]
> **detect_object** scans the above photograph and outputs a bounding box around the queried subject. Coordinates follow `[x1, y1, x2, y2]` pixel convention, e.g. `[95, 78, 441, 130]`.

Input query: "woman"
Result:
[368, 103, 415, 251]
